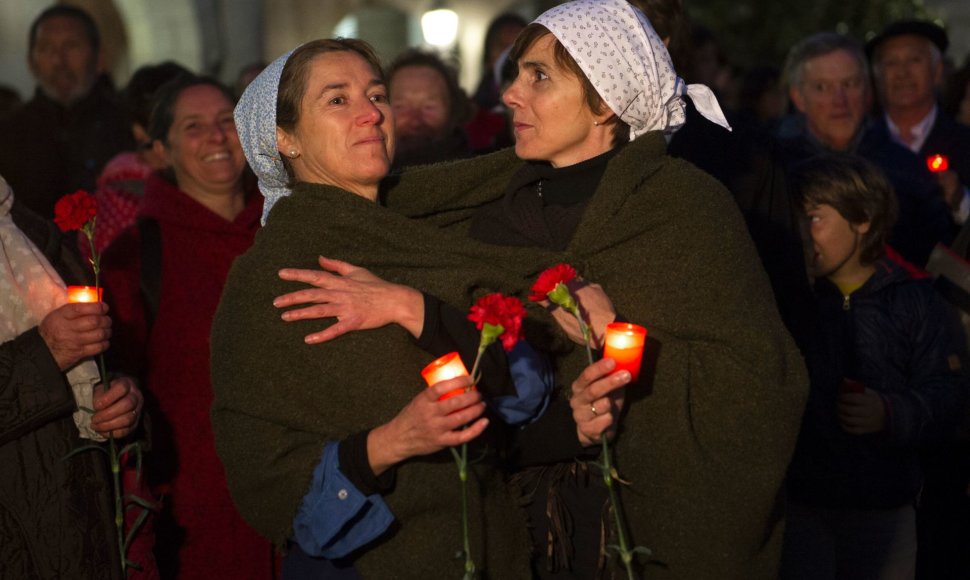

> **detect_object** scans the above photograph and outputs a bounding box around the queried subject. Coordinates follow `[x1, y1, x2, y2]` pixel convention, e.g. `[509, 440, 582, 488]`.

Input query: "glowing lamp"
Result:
[603, 322, 647, 382]
[927, 154, 949, 173]
[421, 351, 472, 400]
[67, 285, 102, 303]
[421, 8, 459, 48]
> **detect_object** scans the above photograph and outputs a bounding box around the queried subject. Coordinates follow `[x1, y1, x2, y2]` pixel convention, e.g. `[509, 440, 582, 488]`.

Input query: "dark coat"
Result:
[874, 111, 970, 193]
[787, 259, 967, 509]
[779, 122, 953, 267]
[670, 103, 815, 351]
[0, 202, 122, 580]
[0, 78, 135, 219]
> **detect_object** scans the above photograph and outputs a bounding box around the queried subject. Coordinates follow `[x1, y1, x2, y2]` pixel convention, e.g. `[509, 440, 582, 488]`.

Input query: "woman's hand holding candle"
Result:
[570, 358, 631, 446]
[367, 376, 488, 476]
[38, 302, 112, 371]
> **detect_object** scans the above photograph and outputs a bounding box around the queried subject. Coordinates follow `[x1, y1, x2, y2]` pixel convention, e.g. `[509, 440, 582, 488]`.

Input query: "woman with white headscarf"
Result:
[216, 1, 807, 578]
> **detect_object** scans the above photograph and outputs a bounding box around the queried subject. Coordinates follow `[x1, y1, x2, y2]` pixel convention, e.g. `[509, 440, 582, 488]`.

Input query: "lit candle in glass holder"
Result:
[927, 154, 949, 173]
[67, 285, 102, 303]
[603, 322, 648, 382]
[421, 351, 473, 400]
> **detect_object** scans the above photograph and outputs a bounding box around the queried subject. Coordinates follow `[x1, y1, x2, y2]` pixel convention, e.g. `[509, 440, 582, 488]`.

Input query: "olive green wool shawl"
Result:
[383, 132, 810, 579]
[211, 132, 808, 579]
[210, 184, 539, 579]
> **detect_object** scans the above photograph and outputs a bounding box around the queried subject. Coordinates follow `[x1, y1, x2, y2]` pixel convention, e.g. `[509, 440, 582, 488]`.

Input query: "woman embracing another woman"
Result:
[212, 1, 808, 578]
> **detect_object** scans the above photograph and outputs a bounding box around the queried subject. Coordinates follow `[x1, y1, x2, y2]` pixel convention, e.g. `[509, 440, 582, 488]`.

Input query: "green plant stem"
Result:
[572, 308, 640, 578]
[450, 345, 487, 579]
[459, 444, 473, 579]
[601, 437, 638, 579]
[86, 225, 127, 577]
[573, 311, 594, 366]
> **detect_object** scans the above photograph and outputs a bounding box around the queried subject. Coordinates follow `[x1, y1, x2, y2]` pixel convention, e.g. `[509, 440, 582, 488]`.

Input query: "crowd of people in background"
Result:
[2, 1, 970, 579]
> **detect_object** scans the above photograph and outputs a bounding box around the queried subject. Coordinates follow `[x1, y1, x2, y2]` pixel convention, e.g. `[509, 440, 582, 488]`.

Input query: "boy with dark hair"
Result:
[781, 153, 967, 580]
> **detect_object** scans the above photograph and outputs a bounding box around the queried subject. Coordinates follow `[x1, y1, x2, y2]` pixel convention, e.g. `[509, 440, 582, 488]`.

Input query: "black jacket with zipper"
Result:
[787, 258, 968, 509]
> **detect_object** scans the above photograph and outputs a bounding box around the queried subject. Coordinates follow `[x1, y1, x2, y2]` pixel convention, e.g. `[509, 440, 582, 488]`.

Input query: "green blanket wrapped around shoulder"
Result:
[210, 185, 542, 579]
[383, 133, 810, 579]
[212, 132, 808, 579]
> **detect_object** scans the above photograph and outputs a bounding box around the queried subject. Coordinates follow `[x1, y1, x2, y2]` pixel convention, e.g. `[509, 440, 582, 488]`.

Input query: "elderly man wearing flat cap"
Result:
[871, 22, 970, 577]
[869, 20, 970, 229]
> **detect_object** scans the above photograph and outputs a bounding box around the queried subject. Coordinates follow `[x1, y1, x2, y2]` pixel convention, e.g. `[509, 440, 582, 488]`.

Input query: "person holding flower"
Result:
[99, 75, 274, 579]
[211, 38, 559, 580]
[0, 176, 143, 579]
[262, 1, 809, 578]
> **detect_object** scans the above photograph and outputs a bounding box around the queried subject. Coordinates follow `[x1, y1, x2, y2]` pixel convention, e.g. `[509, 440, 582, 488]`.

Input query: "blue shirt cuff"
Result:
[292, 442, 395, 558]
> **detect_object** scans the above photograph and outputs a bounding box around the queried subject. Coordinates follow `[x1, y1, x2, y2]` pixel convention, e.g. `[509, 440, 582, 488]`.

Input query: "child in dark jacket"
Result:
[780, 154, 968, 580]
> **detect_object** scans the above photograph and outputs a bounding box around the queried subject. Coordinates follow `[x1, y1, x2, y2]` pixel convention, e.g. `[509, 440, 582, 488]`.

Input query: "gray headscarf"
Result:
[534, 0, 731, 140]
[235, 48, 297, 225]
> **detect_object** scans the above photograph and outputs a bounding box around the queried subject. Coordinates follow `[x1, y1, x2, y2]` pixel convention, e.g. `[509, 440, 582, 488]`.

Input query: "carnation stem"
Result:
[570, 304, 641, 578]
[601, 437, 638, 579]
[451, 345, 488, 579]
[573, 311, 594, 366]
[86, 224, 127, 578]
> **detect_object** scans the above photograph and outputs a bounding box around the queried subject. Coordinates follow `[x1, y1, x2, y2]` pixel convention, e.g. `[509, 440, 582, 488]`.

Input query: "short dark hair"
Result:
[387, 49, 471, 129]
[29, 5, 100, 54]
[482, 13, 528, 66]
[148, 75, 235, 144]
[627, 0, 691, 71]
[123, 61, 192, 129]
[275, 39, 384, 182]
[508, 24, 630, 148]
[790, 154, 898, 265]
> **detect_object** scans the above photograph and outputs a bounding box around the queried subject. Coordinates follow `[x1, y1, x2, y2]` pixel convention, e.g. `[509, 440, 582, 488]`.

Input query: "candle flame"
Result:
[927, 154, 949, 173]
[67, 285, 102, 303]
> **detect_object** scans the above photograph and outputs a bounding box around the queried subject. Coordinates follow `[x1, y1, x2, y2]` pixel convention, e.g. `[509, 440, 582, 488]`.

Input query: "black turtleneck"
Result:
[469, 147, 620, 251]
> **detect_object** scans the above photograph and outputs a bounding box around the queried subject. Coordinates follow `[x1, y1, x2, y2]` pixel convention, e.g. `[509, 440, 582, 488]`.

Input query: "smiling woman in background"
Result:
[101, 75, 274, 580]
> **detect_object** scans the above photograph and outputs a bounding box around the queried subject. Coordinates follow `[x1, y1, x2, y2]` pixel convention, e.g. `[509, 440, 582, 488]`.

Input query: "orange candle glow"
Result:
[927, 154, 949, 173]
[67, 285, 102, 303]
[603, 322, 647, 382]
[421, 352, 472, 400]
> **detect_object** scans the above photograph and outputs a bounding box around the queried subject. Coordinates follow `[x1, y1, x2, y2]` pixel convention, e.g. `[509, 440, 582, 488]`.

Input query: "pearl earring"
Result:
[593, 121, 600, 126]
[289, 150, 298, 158]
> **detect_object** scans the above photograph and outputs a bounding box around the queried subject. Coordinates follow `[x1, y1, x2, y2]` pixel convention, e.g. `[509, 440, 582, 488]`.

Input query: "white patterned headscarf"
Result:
[235, 48, 298, 225]
[534, 0, 731, 140]
[0, 177, 103, 440]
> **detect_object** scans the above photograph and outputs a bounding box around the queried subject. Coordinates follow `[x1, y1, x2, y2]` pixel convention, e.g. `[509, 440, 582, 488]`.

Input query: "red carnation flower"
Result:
[529, 263, 577, 302]
[53, 190, 97, 232]
[468, 293, 526, 352]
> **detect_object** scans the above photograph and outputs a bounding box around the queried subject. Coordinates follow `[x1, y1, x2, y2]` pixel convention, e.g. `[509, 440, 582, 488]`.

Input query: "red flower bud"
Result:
[529, 263, 577, 302]
[468, 292, 526, 352]
[53, 190, 97, 232]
